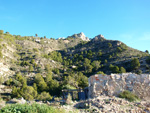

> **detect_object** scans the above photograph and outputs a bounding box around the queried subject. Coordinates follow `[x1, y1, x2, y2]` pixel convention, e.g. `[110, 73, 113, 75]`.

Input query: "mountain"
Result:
[0, 30, 150, 101]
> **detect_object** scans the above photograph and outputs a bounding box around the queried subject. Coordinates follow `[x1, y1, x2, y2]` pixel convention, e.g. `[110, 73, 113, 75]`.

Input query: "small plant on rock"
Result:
[119, 90, 140, 102]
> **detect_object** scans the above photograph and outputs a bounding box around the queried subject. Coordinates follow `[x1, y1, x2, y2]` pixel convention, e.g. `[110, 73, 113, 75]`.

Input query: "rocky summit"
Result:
[71, 32, 90, 41]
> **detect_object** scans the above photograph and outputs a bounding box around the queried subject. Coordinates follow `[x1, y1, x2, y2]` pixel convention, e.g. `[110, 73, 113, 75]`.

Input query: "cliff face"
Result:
[88, 73, 150, 100]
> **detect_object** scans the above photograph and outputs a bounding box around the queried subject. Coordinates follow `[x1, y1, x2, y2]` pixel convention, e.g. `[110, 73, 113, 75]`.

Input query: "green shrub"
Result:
[97, 71, 105, 74]
[119, 90, 140, 102]
[37, 91, 52, 101]
[0, 103, 65, 113]
[21, 86, 37, 100]
[48, 51, 62, 62]
[131, 58, 140, 70]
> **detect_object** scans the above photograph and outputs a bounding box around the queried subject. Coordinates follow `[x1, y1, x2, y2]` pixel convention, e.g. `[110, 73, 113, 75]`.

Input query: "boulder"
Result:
[88, 73, 150, 100]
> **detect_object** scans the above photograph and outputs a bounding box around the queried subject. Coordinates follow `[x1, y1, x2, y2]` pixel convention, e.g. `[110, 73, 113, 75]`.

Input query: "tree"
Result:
[97, 51, 102, 57]
[34, 73, 47, 92]
[29, 65, 34, 72]
[105, 59, 107, 64]
[77, 74, 88, 88]
[145, 50, 149, 54]
[31, 59, 35, 64]
[91, 60, 101, 71]
[85, 64, 93, 73]
[15, 73, 27, 87]
[83, 58, 91, 70]
[108, 43, 112, 48]
[63, 76, 77, 89]
[12, 86, 21, 98]
[120, 67, 126, 73]
[45, 73, 52, 83]
[48, 79, 60, 96]
[35, 34, 38, 37]
[21, 86, 37, 100]
[33, 83, 37, 91]
[109, 64, 119, 73]
[53, 68, 59, 74]
[117, 47, 122, 52]
[131, 58, 140, 70]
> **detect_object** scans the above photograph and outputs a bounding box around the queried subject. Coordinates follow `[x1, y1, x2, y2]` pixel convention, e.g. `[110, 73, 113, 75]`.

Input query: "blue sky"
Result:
[0, 0, 150, 52]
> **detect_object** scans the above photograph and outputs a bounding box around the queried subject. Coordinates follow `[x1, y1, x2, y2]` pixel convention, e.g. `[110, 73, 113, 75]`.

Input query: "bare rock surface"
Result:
[74, 96, 150, 113]
[88, 73, 150, 100]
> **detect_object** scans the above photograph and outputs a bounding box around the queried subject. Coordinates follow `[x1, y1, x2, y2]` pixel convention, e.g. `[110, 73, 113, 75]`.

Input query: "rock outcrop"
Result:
[88, 73, 150, 100]
[72, 32, 89, 41]
[92, 34, 105, 42]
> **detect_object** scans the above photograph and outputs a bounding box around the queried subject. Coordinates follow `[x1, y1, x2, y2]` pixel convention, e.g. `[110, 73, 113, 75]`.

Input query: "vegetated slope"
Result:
[0, 30, 150, 101]
[0, 31, 89, 101]
[0, 32, 83, 78]
[60, 34, 149, 76]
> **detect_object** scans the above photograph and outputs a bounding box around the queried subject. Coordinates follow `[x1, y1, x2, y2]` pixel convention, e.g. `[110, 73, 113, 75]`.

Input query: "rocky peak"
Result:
[92, 34, 106, 42]
[72, 32, 90, 41]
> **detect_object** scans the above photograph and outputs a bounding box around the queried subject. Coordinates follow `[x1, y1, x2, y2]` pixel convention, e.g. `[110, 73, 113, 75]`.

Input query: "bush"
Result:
[131, 58, 140, 70]
[21, 86, 37, 100]
[119, 90, 140, 102]
[37, 92, 52, 101]
[97, 71, 105, 74]
[48, 51, 62, 62]
[0, 103, 65, 113]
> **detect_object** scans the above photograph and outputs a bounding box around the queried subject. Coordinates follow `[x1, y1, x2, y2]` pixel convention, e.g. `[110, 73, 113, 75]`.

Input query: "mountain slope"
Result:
[0, 30, 150, 101]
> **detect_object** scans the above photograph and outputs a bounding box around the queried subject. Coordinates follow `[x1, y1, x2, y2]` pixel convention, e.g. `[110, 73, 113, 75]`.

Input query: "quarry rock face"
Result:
[88, 73, 150, 100]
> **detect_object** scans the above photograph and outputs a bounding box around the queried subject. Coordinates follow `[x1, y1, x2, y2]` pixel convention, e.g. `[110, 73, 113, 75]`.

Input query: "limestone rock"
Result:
[72, 32, 90, 41]
[88, 73, 150, 100]
[92, 34, 105, 42]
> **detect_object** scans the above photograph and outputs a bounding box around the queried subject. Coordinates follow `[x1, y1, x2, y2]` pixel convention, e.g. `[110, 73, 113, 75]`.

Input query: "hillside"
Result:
[0, 30, 150, 101]
[60, 34, 149, 76]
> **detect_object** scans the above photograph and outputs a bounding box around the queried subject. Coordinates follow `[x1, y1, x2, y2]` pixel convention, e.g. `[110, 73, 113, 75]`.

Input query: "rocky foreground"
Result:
[57, 96, 150, 113]
[89, 73, 150, 100]
[0, 96, 150, 113]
